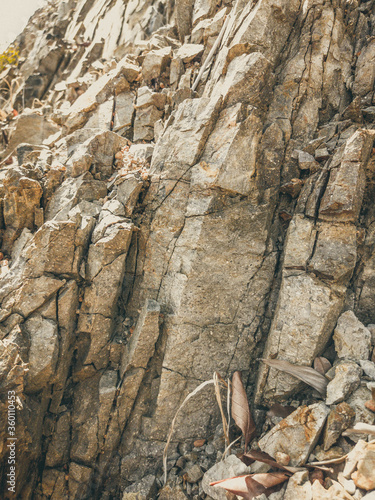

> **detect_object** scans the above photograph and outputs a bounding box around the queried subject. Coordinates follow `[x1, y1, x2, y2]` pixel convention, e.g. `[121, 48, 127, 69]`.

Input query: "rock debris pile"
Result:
[1, 0, 375, 498]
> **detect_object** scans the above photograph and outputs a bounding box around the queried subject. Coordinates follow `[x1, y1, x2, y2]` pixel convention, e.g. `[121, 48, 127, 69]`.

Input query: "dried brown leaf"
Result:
[260, 358, 328, 396]
[240, 449, 303, 474]
[267, 403, 296, 419]
[231, 371, 256, 451]
[314, 356, 332, 375]
[211, 472, 289, 500]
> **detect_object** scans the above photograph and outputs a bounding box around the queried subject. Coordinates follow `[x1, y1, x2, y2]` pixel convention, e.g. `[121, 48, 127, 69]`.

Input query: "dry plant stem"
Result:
[343, 422, 375, 436]
[214, 372, 230, 451]
[162, 378, 215, 485]
[222, 435, 241, 460]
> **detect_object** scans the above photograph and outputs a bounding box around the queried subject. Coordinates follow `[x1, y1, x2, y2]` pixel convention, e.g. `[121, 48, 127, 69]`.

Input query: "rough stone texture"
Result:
[352, 443, 375, 491]
[326, 361, 362, 405]
[202, 454, 252, 500]
[4, 0, 375, 498]
[259, 403, 330, 466]
[323, 402, 356, 451]
[333, 311, 372, 361]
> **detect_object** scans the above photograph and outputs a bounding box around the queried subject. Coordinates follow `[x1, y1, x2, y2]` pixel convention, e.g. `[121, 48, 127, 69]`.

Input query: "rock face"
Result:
[2, 0, 375, 498]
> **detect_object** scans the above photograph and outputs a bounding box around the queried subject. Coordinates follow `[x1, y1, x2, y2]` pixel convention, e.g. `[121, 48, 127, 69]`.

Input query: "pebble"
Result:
[185, 464, 203, 483]
[360, 360, 375, 380]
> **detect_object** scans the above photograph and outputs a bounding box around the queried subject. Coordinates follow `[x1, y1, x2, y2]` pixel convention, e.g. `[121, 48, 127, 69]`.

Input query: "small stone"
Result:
[337, 472, 356, 495]
[343, 439, 368, 479]
[323, 402, 355, 450]
[275, 451, 290, 466]
[333, 311, 371, 361]
[365, 400, 375, 413]
[362, 492, 375, 500]
[176, 457, 186, 469]
[205, 443, 216, 456]
[352, 442, 375, 491]
[193, 439, 206, 447]
[283, 470, 312, 500]
[360, 360, 375, 380]
[280, 178, 304, 198]
[175, 44, 204, 63]
[298, 150, 320, 171]
[315, 147, 330, 161]
[326, 361, 362, 405]
[313, 445, 345, 462]
[158, 484, 188, 499]
[185, 464, 203, 483]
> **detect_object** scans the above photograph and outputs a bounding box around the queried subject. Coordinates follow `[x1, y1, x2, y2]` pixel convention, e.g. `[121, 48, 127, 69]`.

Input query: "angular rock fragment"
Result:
[326, 361, 362, 405]
[352, 442, 375, 491]
[297, 150, 320, 171]
[176, 43, 204, 63]
[323, 402, 355, 450]
[142, 47, 172, 83]
[258, 403, 330, 466]
[283, 470, 312, 500]
[333, 311, 371, 362]
[319, 130, 375, 222]
[4, 110, 60, 157]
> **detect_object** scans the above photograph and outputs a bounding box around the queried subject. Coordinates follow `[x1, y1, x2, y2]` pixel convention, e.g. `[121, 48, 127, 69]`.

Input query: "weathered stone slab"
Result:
[257, 274, 343, 401]
[25, 315, 59, 393]
[259, 403, 330, 466]
[121, 299, 160, 374]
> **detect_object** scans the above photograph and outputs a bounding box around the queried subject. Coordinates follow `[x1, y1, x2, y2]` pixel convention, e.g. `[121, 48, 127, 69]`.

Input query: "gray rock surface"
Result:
[326, 361, 362, 405]
[3, 0, 375, 498]
[259, 403, 330, 466]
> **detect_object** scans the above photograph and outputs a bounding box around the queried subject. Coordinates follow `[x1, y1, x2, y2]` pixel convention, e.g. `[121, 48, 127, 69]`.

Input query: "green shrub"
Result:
[0, 46, 19, 73]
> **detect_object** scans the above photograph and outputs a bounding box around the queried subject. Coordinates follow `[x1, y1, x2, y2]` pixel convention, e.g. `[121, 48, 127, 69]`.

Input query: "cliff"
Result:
[0, 0, 375, 498]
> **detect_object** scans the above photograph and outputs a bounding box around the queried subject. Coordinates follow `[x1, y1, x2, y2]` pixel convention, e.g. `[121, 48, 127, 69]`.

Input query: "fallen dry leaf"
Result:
[231, 371, 256, 451]
[260, 358, 328, 396]
[314, 356, 332, 375]
[343, 423, 375, 436]
[267, 403, 296, 419]
[240, 449, 302, 474]
[211, 472, 289, 500]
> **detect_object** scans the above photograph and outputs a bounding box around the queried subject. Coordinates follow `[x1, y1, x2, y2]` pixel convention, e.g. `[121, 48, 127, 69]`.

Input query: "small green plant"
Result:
[0, 46, 19, 73]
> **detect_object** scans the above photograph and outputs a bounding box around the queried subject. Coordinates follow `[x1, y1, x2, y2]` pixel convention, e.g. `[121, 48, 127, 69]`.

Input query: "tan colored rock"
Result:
[323, 402, 355, 450]
[334, 311, 372, 362]
[284, 470, 312, 500]
[142, 47, 172, 83]
[352, 443, 375, 490]
[308, 223, 357, 284]
[326, 361, 361, 405]
[319, 130, 375, 222]
[259, 403, 329, 466]
[4, 110, 60, 157]
[25, 315, 59, 393]
[176, 43, 204, 63]
[257, 273, 343, 400]
[120, 299, 160, 374]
